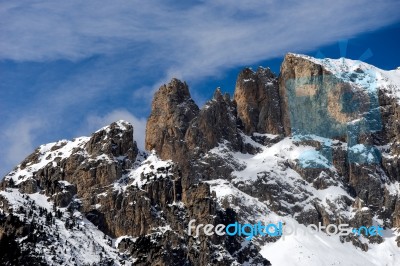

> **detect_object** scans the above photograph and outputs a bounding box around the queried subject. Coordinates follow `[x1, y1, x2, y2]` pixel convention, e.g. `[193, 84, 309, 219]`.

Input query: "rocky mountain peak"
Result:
[234, 66, 282, 135]
[160, 78, 191, 101]
[256, 66, 275, 78]
[86, 120, 138, 161]
[145, 78, 199, 162]
[213, 87, 224, 101]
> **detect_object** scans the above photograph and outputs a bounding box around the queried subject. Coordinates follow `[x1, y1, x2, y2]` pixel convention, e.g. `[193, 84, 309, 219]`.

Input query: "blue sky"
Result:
[1, 0, 400, 177]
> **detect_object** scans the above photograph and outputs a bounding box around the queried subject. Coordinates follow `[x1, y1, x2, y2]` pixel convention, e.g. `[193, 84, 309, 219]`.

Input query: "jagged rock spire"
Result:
[234, 67, 283, 135]
[145, 78, 199, 161]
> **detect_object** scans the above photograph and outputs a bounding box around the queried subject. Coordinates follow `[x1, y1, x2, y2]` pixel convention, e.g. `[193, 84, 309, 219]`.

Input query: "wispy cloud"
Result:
[1, 0, 399, 77]
[1, 0, 399, 175]
[0, 117, 45, 174]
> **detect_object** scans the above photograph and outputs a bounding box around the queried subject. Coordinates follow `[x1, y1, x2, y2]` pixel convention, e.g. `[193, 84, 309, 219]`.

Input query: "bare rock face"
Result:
[279, 54, 330, 136]
[17, 178, 38, 194]
[185, 88, 242, 152]
[374, 86, 400, 228]
[234, 67, 283, 135]
[145, 78, 199, 162]
[378, 91, 400, 182]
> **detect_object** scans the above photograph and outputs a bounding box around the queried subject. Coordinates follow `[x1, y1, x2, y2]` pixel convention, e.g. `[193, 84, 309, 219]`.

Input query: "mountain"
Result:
[1, 54, 400, 265]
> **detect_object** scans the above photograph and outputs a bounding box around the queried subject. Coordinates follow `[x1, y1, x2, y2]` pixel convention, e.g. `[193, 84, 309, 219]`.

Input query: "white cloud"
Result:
[3, 0, 400, 111]
[1, 117, 45, 176]
[82, 110, 147, 150]
[1, 0, 399, 81]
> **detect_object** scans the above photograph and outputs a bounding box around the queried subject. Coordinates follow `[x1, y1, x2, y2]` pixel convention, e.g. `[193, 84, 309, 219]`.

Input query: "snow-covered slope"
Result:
[0, 188, 133, 265]
[5, 137, 90, 186]
[202, 122, 400, 265]
[206, 178, 400, 266]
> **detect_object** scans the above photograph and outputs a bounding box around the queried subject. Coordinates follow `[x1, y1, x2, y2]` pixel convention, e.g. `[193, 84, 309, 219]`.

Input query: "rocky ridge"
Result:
[1, 54, 400, 265]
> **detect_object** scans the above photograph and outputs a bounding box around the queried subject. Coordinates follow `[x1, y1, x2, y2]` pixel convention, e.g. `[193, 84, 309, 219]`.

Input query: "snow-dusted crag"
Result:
[1, 54, 400, 265]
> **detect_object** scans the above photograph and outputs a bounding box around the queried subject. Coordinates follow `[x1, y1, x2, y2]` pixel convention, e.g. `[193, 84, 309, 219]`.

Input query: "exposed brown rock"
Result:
[185, 88, 242, 152]
[18, 178, 38, 194]
[234, 67, 283, 135]
[145, 78, 199, 162]
[278, 54, 327, 136]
